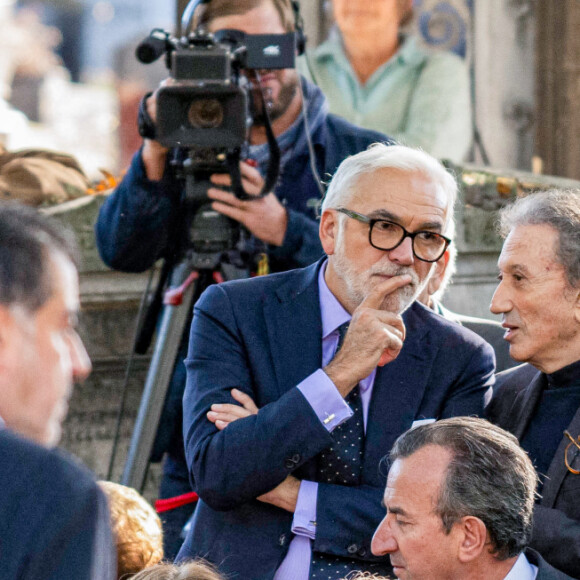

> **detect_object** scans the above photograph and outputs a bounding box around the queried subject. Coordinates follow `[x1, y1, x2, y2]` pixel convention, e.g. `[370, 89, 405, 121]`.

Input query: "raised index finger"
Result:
[360, 274, 413, 311]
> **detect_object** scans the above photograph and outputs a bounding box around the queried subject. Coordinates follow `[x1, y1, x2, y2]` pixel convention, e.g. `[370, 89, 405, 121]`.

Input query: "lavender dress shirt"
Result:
[504, 553, 538, 580]
[274, 263, 377, 579]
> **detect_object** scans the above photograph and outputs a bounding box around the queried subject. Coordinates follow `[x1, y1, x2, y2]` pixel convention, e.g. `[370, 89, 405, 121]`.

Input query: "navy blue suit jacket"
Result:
[0, 429, 116, 580]
[526, 548, 575, 579]
[177, 260, 495, 578]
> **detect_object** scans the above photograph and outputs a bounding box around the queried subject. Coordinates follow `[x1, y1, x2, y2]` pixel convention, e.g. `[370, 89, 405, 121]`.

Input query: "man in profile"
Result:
[372, 416, 573, 579]
[418, 233, 515, 371]
[487, 189, 580, 577]
[0, 203, 116, 579]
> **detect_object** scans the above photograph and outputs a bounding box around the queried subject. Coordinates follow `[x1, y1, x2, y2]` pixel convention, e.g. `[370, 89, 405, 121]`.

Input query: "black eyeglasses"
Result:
[336, 208, 451, 263]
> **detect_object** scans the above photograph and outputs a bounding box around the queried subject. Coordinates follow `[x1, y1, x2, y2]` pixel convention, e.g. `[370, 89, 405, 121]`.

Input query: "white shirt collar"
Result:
[504, 553, 538, 580]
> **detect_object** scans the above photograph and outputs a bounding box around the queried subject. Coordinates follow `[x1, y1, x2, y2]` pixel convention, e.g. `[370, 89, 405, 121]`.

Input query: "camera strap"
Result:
[137, 92, 156, 140]
[228, 83, 280, 201]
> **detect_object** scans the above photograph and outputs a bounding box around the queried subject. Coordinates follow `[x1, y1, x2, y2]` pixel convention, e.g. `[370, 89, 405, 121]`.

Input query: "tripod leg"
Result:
[121, 261, 200, 491]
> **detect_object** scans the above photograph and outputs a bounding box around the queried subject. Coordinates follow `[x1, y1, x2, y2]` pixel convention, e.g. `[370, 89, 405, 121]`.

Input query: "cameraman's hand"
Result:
[208, 161, 288, 246]
[141, 82, 170, 181]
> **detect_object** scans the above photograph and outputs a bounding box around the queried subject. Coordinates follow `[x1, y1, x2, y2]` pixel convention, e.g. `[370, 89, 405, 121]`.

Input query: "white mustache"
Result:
[369, 264, 418, 285]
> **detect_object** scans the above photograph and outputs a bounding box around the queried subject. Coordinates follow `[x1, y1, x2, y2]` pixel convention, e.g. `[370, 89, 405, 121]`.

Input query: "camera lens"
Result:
[187, 99, 224, 129]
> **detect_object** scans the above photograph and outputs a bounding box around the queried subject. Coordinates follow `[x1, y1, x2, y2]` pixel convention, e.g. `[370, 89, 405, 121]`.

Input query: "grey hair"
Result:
[498, 189, 580, 287]
[321, 143, 458, 238]
[389, 416, 538, 560]
[431, 217, 457, 301]
[0, 202, 79, 312]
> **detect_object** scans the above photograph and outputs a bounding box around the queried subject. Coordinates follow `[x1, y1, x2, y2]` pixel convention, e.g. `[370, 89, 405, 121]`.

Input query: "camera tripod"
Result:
[115, 145, 275, 492]
[118, 232, 262, 491]
[112, 50, 284, 487]
[121, 257, 231, 491]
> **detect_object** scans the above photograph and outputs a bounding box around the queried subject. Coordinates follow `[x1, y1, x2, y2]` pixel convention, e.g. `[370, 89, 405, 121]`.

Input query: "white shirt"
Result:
[505, 553, 539, 580]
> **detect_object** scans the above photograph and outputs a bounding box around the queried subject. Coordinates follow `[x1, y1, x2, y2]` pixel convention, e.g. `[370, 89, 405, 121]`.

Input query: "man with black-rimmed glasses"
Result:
[178, 143, 495, 579]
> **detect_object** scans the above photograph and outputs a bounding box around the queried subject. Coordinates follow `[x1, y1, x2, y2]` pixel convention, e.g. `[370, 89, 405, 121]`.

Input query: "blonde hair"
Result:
[129, 560, 225, 580]
[98, 481, 164, 579]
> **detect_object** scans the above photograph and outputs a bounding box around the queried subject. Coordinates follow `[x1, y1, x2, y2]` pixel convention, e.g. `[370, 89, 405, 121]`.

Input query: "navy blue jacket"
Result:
[177, 259, 495, 579]
[0, 429, 116, 580]
[526, 548, 575, 579]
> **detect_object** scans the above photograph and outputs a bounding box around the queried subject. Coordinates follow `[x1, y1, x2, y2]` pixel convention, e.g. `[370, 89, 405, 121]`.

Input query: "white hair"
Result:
[321, 143, 458, 237]
[431, 217, 457, 300]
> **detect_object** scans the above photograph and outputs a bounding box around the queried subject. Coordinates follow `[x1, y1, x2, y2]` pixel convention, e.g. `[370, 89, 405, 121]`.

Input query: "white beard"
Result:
[332, 227, 431, 314]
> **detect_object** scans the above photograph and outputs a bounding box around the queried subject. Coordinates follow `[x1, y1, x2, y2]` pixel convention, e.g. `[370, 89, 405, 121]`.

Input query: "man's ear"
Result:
[573, 285, 580, 325]
[426, 250, 450, 297]
[0, 305, 16, 360]
[319, 209, 339, 256]
[456, 516, 487, 563]
[0, 305, 10, 343]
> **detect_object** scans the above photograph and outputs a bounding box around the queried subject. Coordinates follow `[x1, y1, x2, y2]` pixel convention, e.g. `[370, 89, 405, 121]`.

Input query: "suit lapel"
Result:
[264, 262, 323, 398]
[542, 404, 580, 507]
[509, 373, 546, 440]
[363, 304, 432, 484]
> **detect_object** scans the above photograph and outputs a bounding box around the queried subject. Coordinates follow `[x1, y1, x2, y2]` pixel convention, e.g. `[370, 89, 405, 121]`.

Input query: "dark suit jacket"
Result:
[0, 429, 116, 580]
[526, 548, 575, 579]
[487, 364, 580, 579]
[433, 300, 517, 372]
[177, 260, 495, 579]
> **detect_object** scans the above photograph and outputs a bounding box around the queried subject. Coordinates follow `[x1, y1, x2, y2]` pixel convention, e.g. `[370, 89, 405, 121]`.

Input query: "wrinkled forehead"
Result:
[203, 0, 292, 32]
[385, 448, 450, 512]
[499, 224, 561, 269]
[348, 168, 451, 225]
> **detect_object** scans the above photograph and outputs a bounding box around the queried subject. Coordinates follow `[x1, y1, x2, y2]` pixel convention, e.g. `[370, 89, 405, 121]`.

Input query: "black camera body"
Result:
[137, 28, 296, 149]
[134, 26, 292, 264]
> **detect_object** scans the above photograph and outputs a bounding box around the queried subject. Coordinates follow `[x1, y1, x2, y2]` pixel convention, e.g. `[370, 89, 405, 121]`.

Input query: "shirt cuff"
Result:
[291, 480, 318, 540]
[297, 369, 353, 431]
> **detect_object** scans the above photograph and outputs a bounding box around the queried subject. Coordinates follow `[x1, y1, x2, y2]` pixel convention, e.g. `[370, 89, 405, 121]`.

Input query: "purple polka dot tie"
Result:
[310, 322, 366, 578]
